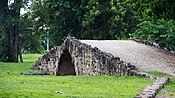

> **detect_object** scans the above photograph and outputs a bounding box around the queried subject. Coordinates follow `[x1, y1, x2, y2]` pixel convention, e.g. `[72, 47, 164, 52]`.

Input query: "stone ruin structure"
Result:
[31, 36, 135, 76]
[31, 36, 170, 98]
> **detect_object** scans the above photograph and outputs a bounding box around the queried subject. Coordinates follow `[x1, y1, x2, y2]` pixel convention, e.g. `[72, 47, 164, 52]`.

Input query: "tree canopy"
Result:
[0, 0, 175, 62]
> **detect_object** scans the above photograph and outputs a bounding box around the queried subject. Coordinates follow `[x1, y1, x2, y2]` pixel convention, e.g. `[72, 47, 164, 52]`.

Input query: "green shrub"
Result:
[133, 18, 175, 50]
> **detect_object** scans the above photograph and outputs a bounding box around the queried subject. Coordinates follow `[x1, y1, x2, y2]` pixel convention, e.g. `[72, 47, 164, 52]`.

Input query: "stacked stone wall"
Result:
[135, 77, 169, 98]
[32, 47, 62, 75]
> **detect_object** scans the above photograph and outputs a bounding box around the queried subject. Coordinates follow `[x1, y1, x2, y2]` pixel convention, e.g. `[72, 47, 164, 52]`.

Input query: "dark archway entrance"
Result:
[57, 49, 76, 75]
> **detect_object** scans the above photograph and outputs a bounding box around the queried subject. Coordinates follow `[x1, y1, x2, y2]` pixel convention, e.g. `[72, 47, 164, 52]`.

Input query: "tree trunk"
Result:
[18, 46, 23, 63]
[0, 0, 22, 62]
[8, 0, 22, 62]
[8, 25, 18, 62]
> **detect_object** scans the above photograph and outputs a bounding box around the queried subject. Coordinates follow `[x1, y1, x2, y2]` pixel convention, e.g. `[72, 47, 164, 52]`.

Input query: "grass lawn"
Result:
[0, 54, 153, 98]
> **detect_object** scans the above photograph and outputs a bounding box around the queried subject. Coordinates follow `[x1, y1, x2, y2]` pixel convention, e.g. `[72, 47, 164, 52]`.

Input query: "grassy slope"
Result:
[0, 54, 153, 98]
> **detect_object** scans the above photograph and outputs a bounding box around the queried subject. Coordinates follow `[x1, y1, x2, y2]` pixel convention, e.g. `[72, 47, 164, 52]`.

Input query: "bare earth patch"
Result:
[81, 40, 175, 76]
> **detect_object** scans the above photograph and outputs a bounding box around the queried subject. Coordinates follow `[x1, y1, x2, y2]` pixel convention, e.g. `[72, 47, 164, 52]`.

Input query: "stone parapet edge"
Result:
[132, 38, 175, 55]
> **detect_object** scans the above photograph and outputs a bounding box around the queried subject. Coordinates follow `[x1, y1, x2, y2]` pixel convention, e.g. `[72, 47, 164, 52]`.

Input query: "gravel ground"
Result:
[80, 40, 175, 76]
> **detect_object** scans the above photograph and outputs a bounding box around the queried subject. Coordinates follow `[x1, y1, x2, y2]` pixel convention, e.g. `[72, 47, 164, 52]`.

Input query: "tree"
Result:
[31, 0, 83, 45]
[30, 0, 175, 51]
[135, 0, 175, 20]
[19, 12, 44, 54]
[0, 0, 9, 61]
[31, 0, 137, 44]
[0, 0, 23, 62]
[81, 0, 137, 39]
[133, 0, 175, 51]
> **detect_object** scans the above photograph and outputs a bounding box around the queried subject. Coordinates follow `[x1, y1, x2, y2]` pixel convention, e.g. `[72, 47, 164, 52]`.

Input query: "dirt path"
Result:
[81, 40, 175, 76]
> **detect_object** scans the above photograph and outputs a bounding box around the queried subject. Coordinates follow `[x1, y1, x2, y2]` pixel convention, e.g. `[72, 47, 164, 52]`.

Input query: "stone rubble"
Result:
[129, 67, 170, 98]
[20, 72, 47, 75]
[129, 70, 157, 79]
[135, 77, 169, 98]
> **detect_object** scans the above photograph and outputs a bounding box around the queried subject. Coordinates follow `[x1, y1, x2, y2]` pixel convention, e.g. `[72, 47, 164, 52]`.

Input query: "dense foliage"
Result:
[0, 0, 175, 61]
[30, 0, 175, 51]
[134, 19, 175, 50]
[81, 0, 136, 39]
[31, 0, 137, 45]
[19, 13, 43, 53]
[133, 0, 175, 51]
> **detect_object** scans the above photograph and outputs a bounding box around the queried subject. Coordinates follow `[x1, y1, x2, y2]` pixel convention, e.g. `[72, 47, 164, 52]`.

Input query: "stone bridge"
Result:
[32, 36, 175, 76]
[31, 36, 174, 97]
[32, 37, 134, 76]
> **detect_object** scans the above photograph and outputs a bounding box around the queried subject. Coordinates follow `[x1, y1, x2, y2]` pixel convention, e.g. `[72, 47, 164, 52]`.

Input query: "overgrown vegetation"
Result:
[0, 54, 154, 97]
[29, 0, 175, 52]
[0, 0, 175, 59]
[133, 19, 175, 50]
[132, 0, 175, 51]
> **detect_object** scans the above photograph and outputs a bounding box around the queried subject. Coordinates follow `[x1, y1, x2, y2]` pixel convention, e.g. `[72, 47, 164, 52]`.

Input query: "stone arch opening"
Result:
[57, 49, 76, 75]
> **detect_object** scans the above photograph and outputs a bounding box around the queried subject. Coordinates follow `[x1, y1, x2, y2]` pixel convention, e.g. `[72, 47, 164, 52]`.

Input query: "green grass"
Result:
[147, 71, 175, 98]
[0, 54, 153, 98]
